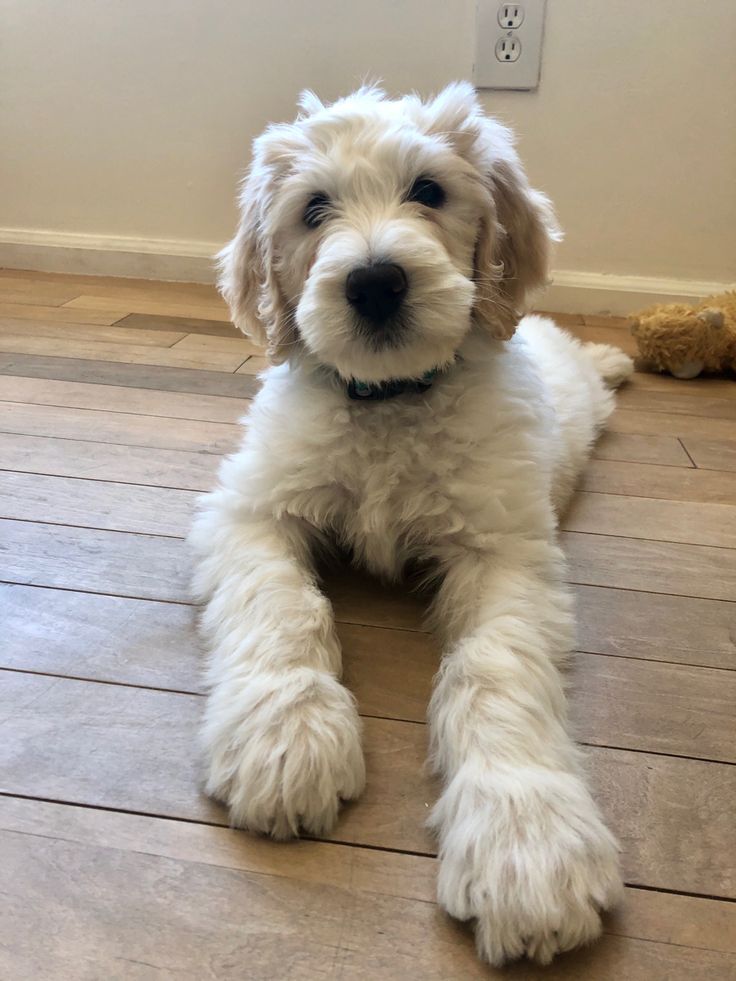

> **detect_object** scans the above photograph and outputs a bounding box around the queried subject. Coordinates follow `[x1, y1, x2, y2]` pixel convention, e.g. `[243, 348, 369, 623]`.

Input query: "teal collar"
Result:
[346, 368, 437, 401]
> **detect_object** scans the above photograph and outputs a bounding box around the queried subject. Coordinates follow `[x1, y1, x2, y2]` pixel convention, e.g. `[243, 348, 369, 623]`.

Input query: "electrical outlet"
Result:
[498, 4, 524, 29]
[495, 36, 521, 63]
[475, 0, 547, 90]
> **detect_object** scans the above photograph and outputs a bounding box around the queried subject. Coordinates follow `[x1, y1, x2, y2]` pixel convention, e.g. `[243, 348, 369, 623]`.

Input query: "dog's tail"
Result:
[583, 342, 634, 389]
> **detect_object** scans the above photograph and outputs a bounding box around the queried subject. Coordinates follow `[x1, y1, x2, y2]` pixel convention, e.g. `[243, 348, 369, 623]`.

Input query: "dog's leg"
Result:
[190, 507, 365, 838]
[427, 541, 623, 966]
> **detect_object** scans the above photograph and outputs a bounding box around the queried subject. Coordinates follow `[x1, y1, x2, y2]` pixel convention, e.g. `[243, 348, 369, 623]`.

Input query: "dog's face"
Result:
[219, 83, 559, 382]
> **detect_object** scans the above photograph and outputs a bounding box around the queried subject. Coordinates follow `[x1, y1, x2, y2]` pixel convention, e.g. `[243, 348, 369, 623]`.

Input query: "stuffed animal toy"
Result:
[630, 291, 736, 379]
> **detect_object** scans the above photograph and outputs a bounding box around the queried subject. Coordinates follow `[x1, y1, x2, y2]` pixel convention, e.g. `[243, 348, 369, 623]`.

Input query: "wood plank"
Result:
[6, 832, 475, 981]
[4, 579, 731, 715]
[3, 796, 735, 956]
[628, 371, 736, 400]
[0, 520, 190, 601]
[0, 522, 426, 620]
[2, 812, 480, 981]
[323, 565, 426, 631]
[0, 582, 435, 718]
[611, 888, 736, 955]
[561, 323, 638, 356]
[79, 285, 223, 308]
[609, 407, 736, 442]
[0, 433, 222, 490]
[581, 458, 736, 503]
[0, 402, 242, 453]
[0, 585, 429, 700]
[0, 280, 83, 306]
[0, 332, 251, 371]
[0, 268, 220, 300]
[114, 312, 240, 338]
[4, 513, 733, 650]
[0, 471, 197, 537]
[0, 584, 202, 690]
[0, 672, 733, 896]
[5, 803, 733, 981]
[0, 352, 260, 397]
[2, 582, 732, 763]
[0, 317, 187, 347]
[570, 653, 736, 763]
[0, 302, 124, 325]
[0, 375, 248, 424]
[562, 531, 736, 601]
[12, 347, 725, 422]
[683, 438, 736, 473]
[574, 584, 736, 670]
[533, 310, 585, 327]
[618, 385, 736, 421]
[236, 355, 269, 374]
[582, 315, 631, 329]
[64, 293, 230, 321]
[0, 795, 437, 905]
[592, 430, 693, 467]
[0, 585, 426, 694]
[590, 746, 736, 897]
[0, 670, 61, 725]
[562, 492, 736, 548]
[5, 519, 732, 647]
[57, 281, 222, 304]
[168, 333, 260, 356]
[338, 621, 436, 722]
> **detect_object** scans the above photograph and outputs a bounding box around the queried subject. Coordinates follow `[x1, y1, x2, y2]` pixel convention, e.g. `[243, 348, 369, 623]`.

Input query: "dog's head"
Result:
[219, 83, 560, 382]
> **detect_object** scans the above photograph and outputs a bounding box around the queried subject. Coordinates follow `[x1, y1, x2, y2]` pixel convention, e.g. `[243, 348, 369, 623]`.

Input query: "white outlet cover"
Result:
[498, 4, 524, 29]
[475, 0, 547, 91]
[495, 35, 521, 63]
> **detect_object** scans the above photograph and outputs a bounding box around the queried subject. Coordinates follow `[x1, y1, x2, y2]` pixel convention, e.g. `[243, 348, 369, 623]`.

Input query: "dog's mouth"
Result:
[352, 309, 412, 351]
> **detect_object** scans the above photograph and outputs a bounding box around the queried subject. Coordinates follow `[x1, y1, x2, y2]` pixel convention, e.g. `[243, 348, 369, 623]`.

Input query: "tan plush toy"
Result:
[630, 291, 736, 379]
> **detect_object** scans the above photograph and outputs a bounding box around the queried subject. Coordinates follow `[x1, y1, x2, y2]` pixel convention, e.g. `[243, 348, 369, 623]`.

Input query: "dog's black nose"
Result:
[345, 263, 408, 324]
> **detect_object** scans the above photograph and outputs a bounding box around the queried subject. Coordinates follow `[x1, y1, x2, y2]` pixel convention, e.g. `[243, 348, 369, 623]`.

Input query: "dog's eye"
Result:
[406, 177, 446, 209]
[303, 193, 331, 229]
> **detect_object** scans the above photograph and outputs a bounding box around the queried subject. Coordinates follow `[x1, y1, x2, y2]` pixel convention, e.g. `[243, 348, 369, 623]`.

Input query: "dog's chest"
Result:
[253, 359, 550, 576]
[278, 397, 493, 574]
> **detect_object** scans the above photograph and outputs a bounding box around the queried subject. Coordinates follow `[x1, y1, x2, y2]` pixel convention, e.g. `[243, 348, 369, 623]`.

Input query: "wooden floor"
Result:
[1, 269, 734, 980]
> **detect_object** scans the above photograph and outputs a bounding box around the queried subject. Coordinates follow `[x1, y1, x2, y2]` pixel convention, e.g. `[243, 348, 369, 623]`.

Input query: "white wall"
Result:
[491, 0, 736, 284]
[2, 0, 735, 301]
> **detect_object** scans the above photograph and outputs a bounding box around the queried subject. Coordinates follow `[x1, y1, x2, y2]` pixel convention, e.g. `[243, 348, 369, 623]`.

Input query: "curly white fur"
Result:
[191, 83, 632, 967]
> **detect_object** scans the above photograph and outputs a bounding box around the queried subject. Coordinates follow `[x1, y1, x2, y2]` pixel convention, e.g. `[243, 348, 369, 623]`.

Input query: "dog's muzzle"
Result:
[345, 262, 408, 326]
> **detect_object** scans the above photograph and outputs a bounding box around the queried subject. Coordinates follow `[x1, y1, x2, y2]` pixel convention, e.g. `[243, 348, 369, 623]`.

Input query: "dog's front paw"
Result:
[432, 764, 623, 966]
[203, 667, 365, 838]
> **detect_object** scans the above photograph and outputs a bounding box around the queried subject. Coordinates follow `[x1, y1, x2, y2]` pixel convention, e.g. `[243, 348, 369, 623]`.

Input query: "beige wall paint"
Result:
[2, 0, 734, 283]
[488, 0, 736, 282]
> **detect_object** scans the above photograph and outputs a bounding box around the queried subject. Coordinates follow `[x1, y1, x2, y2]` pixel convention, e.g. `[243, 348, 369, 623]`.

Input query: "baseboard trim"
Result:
[0, 229, 219, 283]
[1, 229, 733, 310]
[541, 270, 733, 316]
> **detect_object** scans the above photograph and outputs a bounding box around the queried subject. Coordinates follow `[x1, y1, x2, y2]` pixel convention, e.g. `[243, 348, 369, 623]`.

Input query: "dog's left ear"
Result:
[424, 83, 561, 339]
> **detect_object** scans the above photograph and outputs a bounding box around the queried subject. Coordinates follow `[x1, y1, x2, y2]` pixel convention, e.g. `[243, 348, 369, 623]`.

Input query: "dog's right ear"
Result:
[217, 126, 300, 363]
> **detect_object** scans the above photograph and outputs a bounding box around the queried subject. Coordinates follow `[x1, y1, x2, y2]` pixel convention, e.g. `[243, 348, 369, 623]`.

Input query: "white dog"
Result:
[191, 83, 631, 967]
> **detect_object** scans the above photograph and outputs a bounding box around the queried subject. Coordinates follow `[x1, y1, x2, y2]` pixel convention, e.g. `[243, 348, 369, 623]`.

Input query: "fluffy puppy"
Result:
[191, 83, 632, 967]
